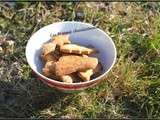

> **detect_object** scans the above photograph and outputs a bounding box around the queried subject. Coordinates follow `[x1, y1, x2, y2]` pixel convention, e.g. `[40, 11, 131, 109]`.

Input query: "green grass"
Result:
[0, 2, 160, 119]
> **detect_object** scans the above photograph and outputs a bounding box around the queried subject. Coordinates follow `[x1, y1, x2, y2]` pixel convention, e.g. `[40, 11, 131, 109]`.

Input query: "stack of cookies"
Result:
[41, 35, 103, 83]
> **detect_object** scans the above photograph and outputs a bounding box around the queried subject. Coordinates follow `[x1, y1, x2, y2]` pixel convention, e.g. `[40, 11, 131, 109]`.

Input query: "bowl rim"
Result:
[25, 21, 117, 86]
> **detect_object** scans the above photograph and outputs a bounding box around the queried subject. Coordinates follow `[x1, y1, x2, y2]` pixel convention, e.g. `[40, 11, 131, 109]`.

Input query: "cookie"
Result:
[42, 42, 56, 56]
[52, 35, 71, 47]
[78, 69, 94, 81]
[60, 44, 97, 55]
[78, 63, 103, 81]
[54, 55, 98, 76]
[41, 53, 58, 62]
[60, 73, 76, 83]
[42, 61, 56, 78]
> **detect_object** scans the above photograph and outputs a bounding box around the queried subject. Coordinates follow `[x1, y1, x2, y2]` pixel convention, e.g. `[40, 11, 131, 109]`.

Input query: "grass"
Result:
[0, 2, 160, 119]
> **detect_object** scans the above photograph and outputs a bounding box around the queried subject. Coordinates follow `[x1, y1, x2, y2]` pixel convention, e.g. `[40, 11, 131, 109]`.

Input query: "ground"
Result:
[0, 2, 160, 119]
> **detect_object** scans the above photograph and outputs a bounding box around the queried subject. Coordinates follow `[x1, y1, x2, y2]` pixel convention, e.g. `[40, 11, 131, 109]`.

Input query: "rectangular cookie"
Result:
[60, 44, 97, 55]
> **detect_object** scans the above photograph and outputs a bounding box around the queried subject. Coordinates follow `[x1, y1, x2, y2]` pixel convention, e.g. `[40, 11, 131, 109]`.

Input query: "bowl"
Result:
[25, 21, 117, 92]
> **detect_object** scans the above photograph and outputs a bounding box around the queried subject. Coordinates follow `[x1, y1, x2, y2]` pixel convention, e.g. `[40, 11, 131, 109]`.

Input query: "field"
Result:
[0, 2, 160, 118]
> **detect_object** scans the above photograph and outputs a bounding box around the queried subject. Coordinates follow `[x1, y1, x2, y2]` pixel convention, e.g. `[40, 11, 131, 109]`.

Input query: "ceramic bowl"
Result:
[25, 21, 117, 92]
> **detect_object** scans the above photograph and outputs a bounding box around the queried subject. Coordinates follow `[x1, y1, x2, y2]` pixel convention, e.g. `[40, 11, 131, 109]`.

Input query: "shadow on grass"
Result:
[0, 71, 71, 118]
[95, 93, 146, 119]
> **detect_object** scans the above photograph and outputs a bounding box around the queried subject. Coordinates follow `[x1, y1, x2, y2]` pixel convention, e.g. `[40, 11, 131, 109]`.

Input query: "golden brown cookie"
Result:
[61, 75, 73, 83]
[78, 63, 103, 81]
[54, 55, 98, 76]
[52, 35, 71, 47]
[60, 73, 82, 83]
[78, 69, 94, 81]
[60, 44, 97, 55]
[42, 42, 56, 56]
[41, 53, 58, 62]
[42, 61, 59, 80]
[42, 61, 54, 77]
